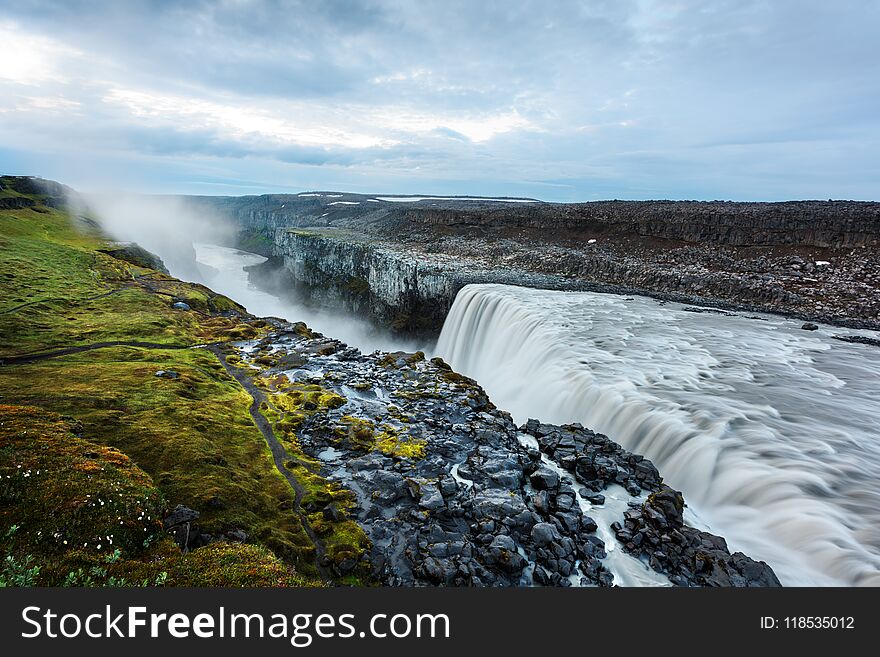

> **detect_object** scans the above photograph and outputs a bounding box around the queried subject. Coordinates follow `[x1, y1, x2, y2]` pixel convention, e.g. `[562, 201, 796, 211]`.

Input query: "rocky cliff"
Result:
[206, 192, 879, 331]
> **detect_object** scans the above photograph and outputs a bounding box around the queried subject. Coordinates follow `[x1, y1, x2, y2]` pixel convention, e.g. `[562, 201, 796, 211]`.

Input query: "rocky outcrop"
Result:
[98, 241, 171, 274]
[227, 325, 780, 587]
[263, 225, 880, 332]
[612, 488, 780, 587]
[268, 229, 472, 333]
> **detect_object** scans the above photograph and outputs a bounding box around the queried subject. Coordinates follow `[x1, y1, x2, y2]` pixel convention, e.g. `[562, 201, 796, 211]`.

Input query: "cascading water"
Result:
[436, 283, 880, 587]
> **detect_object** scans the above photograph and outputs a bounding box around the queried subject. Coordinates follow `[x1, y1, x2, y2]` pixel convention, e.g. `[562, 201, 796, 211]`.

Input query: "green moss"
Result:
[292, 322, 315, 339]
[333, 417, 425, 460]
[374, 425, 427, 459]
[0, 349, 316, 571]
[307, 512, 371, 571]
[0, 204, 263, 358]
[0, 405, 165, 559]
[0, 196, 348, 585]
[336, 416, 376, 451]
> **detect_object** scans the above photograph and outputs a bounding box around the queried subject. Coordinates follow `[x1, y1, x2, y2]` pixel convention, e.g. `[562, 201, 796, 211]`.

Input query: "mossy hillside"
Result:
[0, 405, 316, 587]
[0, 203, 261, 357]
[0, 347, 318, 570]
[0, 404, 165, 558]
[52, 542, 315, 587]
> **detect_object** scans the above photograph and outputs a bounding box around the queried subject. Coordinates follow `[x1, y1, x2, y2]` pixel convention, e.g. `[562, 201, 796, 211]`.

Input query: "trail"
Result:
[208, 344, 331, 581]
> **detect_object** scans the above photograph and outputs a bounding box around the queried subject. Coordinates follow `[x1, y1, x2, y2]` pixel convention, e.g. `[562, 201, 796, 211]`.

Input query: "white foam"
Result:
[437, 283, 880, 586]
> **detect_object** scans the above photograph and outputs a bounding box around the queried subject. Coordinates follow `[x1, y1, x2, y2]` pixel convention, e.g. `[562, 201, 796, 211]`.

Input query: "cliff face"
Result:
[270, 229, 463, 332]
[193, 191, 880, 331]
[265, 227, 880, 333]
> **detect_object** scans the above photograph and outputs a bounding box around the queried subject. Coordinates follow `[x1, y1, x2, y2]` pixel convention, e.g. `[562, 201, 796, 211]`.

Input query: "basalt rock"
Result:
[227, 325, 781, 587]
[612, 485, 781, 587]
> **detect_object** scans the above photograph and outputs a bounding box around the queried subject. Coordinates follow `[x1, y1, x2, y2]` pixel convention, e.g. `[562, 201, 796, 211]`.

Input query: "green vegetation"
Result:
[334, 415, 426, 459]
[0, 184, 321, 586]
[236, 229, 274, 256]
[0, 349, 317, 569]
[0, 405, 315, 586]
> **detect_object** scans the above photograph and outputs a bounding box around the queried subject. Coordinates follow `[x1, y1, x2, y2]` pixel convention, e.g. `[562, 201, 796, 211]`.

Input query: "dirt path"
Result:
[208, 344, 331, 581]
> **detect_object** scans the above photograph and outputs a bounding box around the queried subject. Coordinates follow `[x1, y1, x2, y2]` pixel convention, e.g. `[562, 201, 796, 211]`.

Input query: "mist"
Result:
[195, 243, 429, 353]
[84, 193, 235, 281]
[83, 193, 426, 354]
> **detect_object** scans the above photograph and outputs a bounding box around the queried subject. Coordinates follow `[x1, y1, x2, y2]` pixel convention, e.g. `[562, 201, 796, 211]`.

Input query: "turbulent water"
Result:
[437, 283, 880, 587]
[192, 243, 423, 354]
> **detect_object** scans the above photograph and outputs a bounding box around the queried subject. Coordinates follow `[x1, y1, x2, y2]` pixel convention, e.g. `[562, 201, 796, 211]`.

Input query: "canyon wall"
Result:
[196, 192, 880, 332]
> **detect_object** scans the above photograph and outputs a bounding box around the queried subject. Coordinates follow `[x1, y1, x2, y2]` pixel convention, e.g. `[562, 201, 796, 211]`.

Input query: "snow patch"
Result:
[375, 196, 538, 203]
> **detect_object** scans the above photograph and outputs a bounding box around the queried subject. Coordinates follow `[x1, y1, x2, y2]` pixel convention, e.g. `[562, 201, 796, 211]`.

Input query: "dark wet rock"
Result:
[530, 522, 559, 547]
[801, 322, 819, 330]
[833, 334, 880, 348]
[225, 529, 248, 543]
[164, 505, 199, 527]
[529, 468, 560, 491]
[418, 485, 445, 511]
[154, 370, 180, 379]
[223, 324, 781, 588]
[613, 485, 781, 587]
[163, 505, 201, 551]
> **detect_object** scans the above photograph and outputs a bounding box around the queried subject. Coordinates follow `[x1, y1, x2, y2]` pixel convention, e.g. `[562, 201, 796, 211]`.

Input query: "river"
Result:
[192, 243, 424, 354]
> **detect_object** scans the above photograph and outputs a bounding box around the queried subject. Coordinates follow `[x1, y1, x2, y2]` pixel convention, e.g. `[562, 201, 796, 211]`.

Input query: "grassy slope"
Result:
[0, 405, 308, 586]
[0, 179, 319, 585]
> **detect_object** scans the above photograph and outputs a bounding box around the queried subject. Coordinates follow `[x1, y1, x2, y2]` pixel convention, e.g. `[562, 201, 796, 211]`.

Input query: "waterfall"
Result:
[437, 283, 880, 586]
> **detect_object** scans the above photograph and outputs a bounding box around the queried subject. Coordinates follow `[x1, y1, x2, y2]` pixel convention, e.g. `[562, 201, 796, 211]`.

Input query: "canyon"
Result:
[189, 192, 880, 335]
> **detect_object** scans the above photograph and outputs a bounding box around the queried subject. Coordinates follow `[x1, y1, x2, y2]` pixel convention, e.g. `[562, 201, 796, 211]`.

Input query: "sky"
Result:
[0, 0, 878, 201]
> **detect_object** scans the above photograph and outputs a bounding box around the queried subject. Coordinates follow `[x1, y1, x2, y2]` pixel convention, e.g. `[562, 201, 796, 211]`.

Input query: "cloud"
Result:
[0, 1, 877, 200]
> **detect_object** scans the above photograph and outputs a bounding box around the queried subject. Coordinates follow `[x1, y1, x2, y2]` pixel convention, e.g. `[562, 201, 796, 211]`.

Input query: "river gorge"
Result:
[195, 240, 880, 587]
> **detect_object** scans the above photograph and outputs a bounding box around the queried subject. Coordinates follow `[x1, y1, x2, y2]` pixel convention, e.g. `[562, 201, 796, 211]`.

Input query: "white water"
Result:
[192, 243, 425, 354]
[437, 283, 880, 587]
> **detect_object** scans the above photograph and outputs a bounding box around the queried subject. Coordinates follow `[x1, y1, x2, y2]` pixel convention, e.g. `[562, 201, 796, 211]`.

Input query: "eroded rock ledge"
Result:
[227, 323, 780, 587]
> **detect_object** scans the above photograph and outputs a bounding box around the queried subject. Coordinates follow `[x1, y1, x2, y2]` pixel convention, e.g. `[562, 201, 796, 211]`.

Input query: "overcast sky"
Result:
[0, 0, 878, 200]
